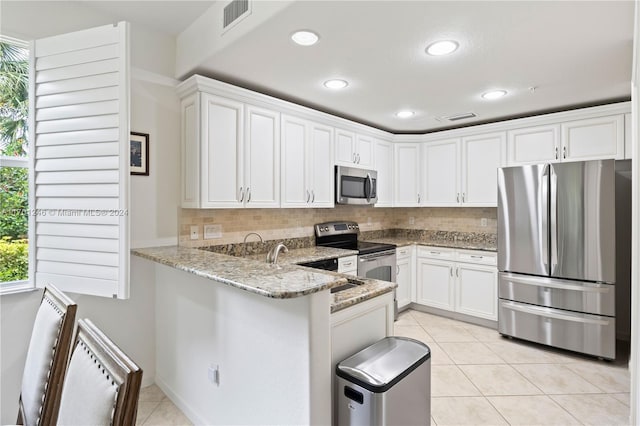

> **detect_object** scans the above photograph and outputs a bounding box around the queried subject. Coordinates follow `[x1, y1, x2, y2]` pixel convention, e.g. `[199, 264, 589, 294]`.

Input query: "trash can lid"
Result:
[336, 337, 431, 393]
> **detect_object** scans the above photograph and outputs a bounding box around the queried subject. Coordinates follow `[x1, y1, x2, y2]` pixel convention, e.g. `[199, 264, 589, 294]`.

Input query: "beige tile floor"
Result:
[137, 308, 631, 425]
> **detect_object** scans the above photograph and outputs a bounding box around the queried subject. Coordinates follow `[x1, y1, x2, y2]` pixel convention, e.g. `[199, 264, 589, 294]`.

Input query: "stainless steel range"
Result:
[314, 221, 398, 318]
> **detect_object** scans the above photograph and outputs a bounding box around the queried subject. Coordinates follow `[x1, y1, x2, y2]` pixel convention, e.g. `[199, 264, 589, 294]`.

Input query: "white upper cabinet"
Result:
[394, 143, 421, 207]
[244, 105, 280, 208]
[200, 94, 244, 208]
[281, 114, 334, 208]
[373, 139, 393, 207]
[420, 132, 505, 207]
[507, 124, 560, 165]
[461, 132, 506, 206]
[560, 115, 624, 161]
[507, 114, 625, 166]
[423, 139, 459, 206]
[184, 92, 280, 208]
[335, 129, 373, 167]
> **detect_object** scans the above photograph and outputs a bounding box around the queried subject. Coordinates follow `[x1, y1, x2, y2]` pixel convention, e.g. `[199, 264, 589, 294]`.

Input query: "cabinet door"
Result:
[394, 143, 421, 206]
[281, 115, 309, 207]
[455, 263, 497, 320]
[335, 129, 356, 166]
[356, 134, 374, 167]
[461, 132, 506, 206]
[423, 139, 459, 205]
[416, 257, 454, 310]
[374, 139, 393, 207]
[507, 125, 560, 165]
[561, 115, 624, 161]
[396, 247, 415, 308]
[245, 105, 280, 208]
[309, 122, 335, 207]
[200, 94, 244, 208]
[181, 93, 200, 207]
[625, 113, 632, 159]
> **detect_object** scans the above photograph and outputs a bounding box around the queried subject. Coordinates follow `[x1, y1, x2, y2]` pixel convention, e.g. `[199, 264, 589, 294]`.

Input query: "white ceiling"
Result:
[188, 1, 634, 133]
[2, 1, 634, 133]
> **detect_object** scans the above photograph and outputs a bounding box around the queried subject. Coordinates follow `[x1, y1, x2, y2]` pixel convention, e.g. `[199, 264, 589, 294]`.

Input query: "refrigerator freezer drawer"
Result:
[498, 300, 615, 359]
[498, 272, 615, 316]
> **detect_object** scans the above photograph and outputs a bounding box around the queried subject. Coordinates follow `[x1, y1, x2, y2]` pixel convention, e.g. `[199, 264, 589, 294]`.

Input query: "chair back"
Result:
[56, 319, 143, 426]
[18, 285, 77, 426]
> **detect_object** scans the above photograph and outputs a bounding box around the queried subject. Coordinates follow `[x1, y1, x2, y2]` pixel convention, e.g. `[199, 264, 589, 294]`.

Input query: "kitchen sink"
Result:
[331, 278, 366, 293]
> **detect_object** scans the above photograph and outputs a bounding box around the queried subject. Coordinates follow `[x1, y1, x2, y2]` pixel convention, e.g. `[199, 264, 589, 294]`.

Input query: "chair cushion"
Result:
[56, 340, 119, 425]
[20, 297, 64, 425]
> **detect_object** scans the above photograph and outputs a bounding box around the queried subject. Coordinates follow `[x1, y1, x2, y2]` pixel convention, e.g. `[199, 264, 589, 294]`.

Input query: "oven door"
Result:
[336, 166, 378, 205]
[358, 250, 396, 282]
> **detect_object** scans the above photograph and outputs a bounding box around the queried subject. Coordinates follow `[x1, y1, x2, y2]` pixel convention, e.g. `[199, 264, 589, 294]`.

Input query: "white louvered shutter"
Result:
[29, 22, 130, 298]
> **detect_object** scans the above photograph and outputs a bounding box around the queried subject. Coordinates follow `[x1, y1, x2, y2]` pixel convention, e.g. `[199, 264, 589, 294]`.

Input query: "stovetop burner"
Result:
[314, 221, 396, 255]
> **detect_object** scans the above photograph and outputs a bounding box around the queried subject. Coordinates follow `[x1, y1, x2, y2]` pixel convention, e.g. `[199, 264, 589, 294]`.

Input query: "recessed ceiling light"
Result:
[324, 79, 348, 89]
[426, 40, 459, 56]
[481, 90, 508, 100]
[291, 30, 319, 46]
[396, 110, 415, 119]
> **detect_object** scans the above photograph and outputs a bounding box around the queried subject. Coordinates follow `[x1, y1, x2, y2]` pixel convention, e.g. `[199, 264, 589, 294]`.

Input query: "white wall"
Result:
[0, 5, 181, 423]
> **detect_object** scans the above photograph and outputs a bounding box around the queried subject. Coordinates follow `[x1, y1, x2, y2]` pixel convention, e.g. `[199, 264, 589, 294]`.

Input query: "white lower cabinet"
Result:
[415, 246, 497, 321]
[395, 246, 415, 308]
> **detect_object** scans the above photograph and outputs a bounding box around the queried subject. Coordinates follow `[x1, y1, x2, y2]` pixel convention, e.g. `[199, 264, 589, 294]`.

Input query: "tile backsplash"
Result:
[180, 206, 496, 247]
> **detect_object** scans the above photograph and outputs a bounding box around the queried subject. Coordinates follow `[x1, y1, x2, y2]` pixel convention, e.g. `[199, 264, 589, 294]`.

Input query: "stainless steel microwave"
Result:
[335, 165, 378, 205]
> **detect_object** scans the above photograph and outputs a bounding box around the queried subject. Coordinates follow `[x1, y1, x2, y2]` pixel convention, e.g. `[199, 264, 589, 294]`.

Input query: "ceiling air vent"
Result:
[444, 112, 477, 122]
[223, 0, 250, 30]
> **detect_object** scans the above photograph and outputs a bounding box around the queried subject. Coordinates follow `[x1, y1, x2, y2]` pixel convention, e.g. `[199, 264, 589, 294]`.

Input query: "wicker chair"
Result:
[56, 319, 143, 426]
[17, 285, 77, 426]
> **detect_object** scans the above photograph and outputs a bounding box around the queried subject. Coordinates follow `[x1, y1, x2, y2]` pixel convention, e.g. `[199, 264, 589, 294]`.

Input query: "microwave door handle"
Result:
[365, 173, 373, 202]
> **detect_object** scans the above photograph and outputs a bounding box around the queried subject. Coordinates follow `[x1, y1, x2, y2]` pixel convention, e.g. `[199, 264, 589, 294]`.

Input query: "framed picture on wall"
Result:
[130, 132, 149, 176]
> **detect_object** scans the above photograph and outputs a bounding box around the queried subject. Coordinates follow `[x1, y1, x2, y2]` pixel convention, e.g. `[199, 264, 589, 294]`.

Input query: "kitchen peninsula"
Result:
[133, 245, 396, 425]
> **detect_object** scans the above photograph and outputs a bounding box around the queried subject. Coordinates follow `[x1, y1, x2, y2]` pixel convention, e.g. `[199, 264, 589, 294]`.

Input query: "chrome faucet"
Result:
[266, 243, 288, 264]
[242, 232, 263, 257]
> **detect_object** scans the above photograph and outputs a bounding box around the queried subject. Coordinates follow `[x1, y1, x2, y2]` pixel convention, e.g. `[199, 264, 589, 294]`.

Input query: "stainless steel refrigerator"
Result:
[497, 159, 631, 359]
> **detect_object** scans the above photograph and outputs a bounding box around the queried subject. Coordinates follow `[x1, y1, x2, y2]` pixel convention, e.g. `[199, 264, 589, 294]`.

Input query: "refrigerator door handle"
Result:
[541, 165, 549, 274]
[550, 166, 558, 274]
[500, 300, 611, 326]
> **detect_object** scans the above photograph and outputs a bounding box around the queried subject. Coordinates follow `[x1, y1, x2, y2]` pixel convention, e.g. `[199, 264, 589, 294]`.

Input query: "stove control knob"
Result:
[323, 227, 328, 232]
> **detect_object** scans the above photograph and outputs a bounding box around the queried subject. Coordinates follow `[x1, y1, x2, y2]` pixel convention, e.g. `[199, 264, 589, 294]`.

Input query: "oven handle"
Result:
[359, 251, 396, 261]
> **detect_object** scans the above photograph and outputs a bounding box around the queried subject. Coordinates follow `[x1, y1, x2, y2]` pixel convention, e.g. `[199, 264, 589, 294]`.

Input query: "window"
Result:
[0, 37, 30, 293]
[2, 23, 131, 298]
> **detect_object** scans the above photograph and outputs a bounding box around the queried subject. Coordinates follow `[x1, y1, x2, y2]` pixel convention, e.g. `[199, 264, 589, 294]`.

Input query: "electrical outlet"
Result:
[480, 218, 488, 227]
[409, 217, 415, 225]
[190, 225, 199, 240]
[204, 224, 222, 239]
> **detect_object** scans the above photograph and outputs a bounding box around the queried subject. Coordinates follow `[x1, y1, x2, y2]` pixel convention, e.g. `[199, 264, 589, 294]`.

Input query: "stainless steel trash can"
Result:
[336, 336, 431, 425]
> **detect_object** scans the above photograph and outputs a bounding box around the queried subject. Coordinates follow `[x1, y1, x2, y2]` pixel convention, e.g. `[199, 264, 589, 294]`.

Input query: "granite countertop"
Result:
[245, 246, 358, 265]
[132, 246, 395, 310]
[365, 237, 497, 252]
[132, 246, 349, 299]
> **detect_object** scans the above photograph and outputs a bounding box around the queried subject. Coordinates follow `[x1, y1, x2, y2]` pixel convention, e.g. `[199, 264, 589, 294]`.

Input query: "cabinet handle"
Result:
[417, 193, 421, 203]
[396, 265, 400, 275]
[455, 267, 459, 277]
[343, 261, 353, 267]
[430, 251, 440, 255]
[457, 193, 460, 203]
[470, 255, 483, 259]
[450, 267, 453, 277]
[353, 152, 356, 163]
[399, 250, 407, 255]
[462, 193, 465, 203]
[563, 146, 567, 159]
[311, 190, 315, 203]
[306, 190, 311, 203]
[239, 186, 244, 202]
[555, 146, 559, 160]
[247, 187, 251, 203]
